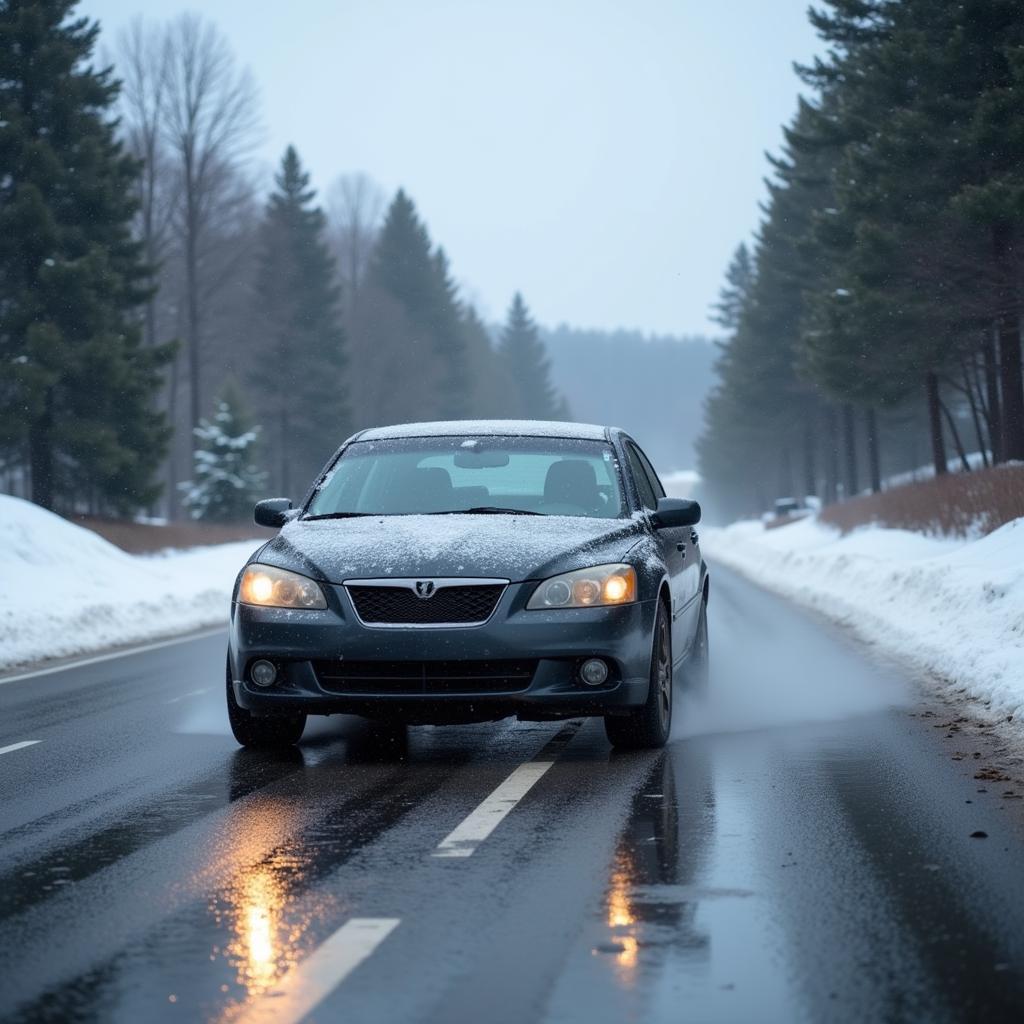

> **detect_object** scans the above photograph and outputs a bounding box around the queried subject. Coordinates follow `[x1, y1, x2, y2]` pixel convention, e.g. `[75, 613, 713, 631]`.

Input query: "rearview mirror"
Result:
[453, 449, 510, 468]
[651, 497, 701, 529]
[254, 497, 292, 528]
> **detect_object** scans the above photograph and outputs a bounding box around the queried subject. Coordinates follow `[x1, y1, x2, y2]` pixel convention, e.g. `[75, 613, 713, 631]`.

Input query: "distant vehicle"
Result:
[763, 496, 815, 527]
[226, 420, 709, 751]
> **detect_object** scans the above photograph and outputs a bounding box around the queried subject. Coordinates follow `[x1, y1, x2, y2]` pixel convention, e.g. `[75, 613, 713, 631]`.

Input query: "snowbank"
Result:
[703, 516, 1024, 720]
[0, 495, 262, 672]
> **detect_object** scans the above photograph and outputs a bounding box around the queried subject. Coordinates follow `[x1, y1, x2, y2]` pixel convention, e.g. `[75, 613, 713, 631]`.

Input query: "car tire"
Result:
[226, 661, 306, 749]
[604, 600, 672, 750]
[684, 598, 710, 696]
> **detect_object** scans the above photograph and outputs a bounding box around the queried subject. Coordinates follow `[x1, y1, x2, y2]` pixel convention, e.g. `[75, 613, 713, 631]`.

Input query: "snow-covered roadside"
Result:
[702, 517, 1024, 722]
[0, 495, 262, 672]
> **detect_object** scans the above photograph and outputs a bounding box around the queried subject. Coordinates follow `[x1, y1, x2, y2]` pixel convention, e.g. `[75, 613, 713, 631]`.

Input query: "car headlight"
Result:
[527, 563, 637, 609]
[238, 564, 327, 609]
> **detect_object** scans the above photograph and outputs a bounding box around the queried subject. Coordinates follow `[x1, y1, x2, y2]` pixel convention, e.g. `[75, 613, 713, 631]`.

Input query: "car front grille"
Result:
[346, 583, 505, 625]
[312, 659, 537, 695]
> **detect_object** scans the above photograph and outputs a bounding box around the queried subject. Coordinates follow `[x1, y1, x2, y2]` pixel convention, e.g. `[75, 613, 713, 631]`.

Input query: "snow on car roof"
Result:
[357, 420, 612, 442]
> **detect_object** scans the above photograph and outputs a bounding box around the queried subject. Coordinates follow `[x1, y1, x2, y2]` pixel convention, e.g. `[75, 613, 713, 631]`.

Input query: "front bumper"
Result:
[228, 580, 656, 723]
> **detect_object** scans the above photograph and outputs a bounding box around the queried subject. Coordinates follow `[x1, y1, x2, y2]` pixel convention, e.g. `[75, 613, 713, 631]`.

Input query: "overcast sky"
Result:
[83, 0, 821, 337]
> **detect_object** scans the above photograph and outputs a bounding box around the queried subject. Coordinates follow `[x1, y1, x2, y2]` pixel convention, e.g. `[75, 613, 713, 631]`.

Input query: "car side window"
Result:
[634, 445, 666, 500]
[626, 445, 657, 510]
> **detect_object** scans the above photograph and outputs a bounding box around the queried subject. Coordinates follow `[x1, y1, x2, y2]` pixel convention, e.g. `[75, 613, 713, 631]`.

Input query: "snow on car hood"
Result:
[258, 513, 645, 583]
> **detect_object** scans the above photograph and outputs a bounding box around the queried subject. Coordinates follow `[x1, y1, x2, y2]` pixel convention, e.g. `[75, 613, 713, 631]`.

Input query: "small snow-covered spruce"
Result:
[180, 391, 267, 522]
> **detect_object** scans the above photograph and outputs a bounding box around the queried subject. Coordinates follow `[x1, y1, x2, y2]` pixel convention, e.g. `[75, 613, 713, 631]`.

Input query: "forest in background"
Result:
[699, 0, 1024, 521]
[2, 3, 611, 521]
[544, 327, 715, 473]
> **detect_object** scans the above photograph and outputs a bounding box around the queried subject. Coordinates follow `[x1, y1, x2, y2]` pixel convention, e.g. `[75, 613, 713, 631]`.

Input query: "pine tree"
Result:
[430, 248, 469, 416]
[498, 293, 563, 419]
[365, 190, 467, 420]
[251, 146, 346, 495]
[0, 0, 172, 512]
[181, 386, 266, 522]
[710, 243, 754, 330]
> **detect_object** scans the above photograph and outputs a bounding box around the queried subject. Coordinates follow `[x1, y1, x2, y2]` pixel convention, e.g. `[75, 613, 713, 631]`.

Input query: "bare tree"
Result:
[115, 17, 177, 350]
[161, 13, 260, 447]
[326, 172, 385, 324]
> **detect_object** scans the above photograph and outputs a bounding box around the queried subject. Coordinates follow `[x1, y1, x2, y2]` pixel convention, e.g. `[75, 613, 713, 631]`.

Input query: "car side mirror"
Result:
[254, 498, 292, 528]
[651, 497, 701, 529]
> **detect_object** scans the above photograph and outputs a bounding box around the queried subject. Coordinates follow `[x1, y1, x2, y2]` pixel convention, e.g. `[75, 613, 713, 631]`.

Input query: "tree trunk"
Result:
[962, 352, 987, 464]
[29, 391, 55, 510]
[925, 372, 948, 475]
[823, 406, 839, 505]
[778, 445, 793, 500]
[864, 407, 882, 493]
[841, 403, 859, 498]
[939, 397, 971, 473]
[993, 223, 1024, 460]
[186, 228, 200, 445]
[167, 346, 181, 521]
[802, 414, 817, 499]
[279, 403, 290, 498]
[982, 328, 1003, 463]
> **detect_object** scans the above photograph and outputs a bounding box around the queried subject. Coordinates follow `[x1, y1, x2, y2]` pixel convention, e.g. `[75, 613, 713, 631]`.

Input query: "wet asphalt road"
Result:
[2, 565, 1024, 1024]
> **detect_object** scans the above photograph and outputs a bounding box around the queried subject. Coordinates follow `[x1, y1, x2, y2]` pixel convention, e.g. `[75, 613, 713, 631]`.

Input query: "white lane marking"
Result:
[433, 721, 581, 858]
[233, 917, 400, 1024]
[0, 740, 41, 757]
[434, 761, 555, 858]
[0, 628, 226, 687]
[163, 688, 208, 704]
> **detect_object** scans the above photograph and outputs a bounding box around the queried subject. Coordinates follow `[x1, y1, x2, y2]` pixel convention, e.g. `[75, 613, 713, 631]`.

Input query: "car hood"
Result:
[257, 514, 646, 583]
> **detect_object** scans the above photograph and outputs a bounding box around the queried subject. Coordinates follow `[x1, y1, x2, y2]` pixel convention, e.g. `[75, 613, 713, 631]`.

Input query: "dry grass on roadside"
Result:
[70, 516, 274, 554]
[820, 464, 1024, 537]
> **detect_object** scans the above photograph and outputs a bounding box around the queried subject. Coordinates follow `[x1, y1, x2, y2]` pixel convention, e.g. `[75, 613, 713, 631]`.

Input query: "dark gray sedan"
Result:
[227, 420, 708, 750]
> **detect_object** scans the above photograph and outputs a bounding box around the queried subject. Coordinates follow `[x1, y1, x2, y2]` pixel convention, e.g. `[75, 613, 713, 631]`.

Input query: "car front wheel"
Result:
[604, 601, 672, 750]
[226, 660, 306, 749]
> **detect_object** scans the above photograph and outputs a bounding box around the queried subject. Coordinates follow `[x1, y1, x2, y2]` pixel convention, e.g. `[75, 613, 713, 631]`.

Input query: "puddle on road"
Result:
[542, 749, 803, 1024]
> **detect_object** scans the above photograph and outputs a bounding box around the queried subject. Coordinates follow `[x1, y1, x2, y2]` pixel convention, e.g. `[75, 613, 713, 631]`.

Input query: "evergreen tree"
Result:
[498, 293, 562, 419]
[430, 248, 469, 417]
[181, 386, 266, 522]
[0, 0, 172, 512]
[366, 191, 467, 419]
[698, 98, 839, 515]
[710, 243, 754, 330]
[251, 146, 346, 495]
[798, 0, 1024, 468]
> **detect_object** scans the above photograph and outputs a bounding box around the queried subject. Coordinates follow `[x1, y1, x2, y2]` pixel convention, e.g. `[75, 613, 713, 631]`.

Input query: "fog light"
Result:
[580, 658, 609, 687]
[250, 659, 277, 687]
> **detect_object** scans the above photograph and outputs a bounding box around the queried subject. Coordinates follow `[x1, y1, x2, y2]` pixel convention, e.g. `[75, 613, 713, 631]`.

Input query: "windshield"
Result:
[306, 436, 625, 519]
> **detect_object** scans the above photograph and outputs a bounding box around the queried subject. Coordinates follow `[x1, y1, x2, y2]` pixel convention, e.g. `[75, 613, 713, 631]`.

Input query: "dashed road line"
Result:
[433, 721, 581, 858]
[232, 917, 400, 1024]
[0, 740, 41, 757]
[163, 689, 208, 704]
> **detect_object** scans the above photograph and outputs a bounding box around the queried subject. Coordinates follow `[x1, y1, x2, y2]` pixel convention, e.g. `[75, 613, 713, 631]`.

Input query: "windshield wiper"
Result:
[302, 512, 374, 520]
[431, 506, 545, 516]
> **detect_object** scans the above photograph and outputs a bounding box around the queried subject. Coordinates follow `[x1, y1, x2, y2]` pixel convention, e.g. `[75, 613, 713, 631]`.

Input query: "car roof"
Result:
[355, 419, 614, 442]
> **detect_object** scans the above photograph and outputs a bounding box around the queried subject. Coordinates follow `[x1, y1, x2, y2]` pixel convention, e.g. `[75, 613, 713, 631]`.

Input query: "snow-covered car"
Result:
[226, 420, 709, 750]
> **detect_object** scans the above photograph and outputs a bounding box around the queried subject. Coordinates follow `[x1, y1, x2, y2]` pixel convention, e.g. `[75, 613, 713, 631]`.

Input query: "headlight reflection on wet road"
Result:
[605, 860, 639, 974]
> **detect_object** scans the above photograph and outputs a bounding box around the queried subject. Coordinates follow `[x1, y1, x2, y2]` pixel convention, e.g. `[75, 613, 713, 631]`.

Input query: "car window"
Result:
[307, 436, 626, 518]
[633, 444, 666, 500]
[625, 445, 658, 509]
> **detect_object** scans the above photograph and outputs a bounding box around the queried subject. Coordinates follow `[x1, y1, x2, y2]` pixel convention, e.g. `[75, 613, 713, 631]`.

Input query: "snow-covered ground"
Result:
[703, 516, 1024, 722]
[0, 495, 261, 672]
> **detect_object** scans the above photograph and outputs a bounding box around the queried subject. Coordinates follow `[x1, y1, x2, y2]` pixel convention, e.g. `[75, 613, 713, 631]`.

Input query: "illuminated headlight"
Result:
[527, 564, 637, 609]
[239, 564, 327, 609]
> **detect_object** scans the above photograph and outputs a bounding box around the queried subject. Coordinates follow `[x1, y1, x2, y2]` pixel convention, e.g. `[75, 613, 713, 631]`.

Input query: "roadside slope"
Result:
[0, 495, 260, 672]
